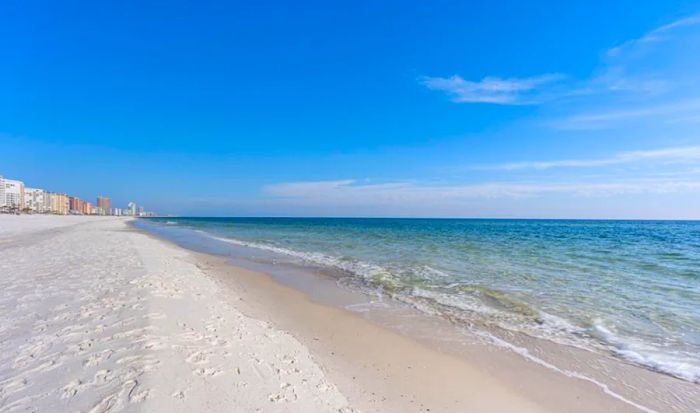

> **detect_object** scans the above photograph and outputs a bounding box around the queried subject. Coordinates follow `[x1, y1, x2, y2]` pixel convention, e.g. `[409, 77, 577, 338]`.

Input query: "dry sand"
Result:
[0, 216, 354, 412]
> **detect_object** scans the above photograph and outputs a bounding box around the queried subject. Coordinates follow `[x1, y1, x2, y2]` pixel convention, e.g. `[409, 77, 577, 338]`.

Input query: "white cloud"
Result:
[264, 179, 355, 193]
[265, 143, 700, 210]
[589, 14, 700, 98]
[261, 147, 700, 216]
[264, 177, 700, 206]
[481, 145, 700, 171]
[422, 14, 700, 117]
[420, 74, 565, 104]
[551, 99, 700, 129]
[606, 14, 700, 57]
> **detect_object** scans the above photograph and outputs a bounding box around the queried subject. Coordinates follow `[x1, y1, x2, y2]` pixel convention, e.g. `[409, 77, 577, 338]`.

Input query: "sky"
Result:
[2, 0, 700, 218]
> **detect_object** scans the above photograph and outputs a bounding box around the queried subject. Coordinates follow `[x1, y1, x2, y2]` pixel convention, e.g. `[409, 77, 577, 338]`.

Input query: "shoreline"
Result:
[2, 215, 697, 412]
[132, 220, 695, 412]
[178, 249, 551, 412]
[129, 221, 549, 412]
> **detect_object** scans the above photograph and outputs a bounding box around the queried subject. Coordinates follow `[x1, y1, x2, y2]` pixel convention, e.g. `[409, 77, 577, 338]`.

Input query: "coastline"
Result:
[133, 220, 698, 413]
[2, 215, 696, 412]
[130, 219, 553, 412]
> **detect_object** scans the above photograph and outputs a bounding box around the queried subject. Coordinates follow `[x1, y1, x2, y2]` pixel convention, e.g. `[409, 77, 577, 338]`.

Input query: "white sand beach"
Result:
[0, 216, 354, 412]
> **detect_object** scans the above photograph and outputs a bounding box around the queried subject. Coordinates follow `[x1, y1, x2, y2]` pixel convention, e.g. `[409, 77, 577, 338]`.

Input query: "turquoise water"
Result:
[142, 217, 700, 383]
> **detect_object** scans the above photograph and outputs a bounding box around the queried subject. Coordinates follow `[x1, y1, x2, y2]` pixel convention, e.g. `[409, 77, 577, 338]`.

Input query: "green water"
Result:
[141, 217, 700, 383]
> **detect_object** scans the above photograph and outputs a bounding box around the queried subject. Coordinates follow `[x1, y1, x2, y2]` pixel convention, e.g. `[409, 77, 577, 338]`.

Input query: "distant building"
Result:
[4, 179, 25, 211]
[0, 177, 154, 216]
[25, 188, 48, 213]
[127, 201, 136, 216]
[48, 192, 69, 215]
[69, 196, 84, 214]
[0, 175, 5, 209]
[96, 196, 111, 216]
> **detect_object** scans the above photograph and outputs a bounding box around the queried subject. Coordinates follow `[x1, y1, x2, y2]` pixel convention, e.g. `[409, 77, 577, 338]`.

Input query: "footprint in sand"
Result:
[186, 351, 209, 365]
[61, 379, 83, 399]
[83, 349, 114, 367]
[267, 388, 298, 404]
[129, 388, 150, 403]
[193, 367, 224, 377]
[0, 377, 28, 397]
[93, 369, 114, 385]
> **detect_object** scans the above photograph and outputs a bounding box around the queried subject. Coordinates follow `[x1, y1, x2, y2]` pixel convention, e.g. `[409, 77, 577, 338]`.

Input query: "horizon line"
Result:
[143, 215, 700, 222]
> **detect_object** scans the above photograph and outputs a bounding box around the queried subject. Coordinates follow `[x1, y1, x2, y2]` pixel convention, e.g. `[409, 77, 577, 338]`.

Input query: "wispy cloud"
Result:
[264, 143, 700, 216]
[551, 99, 700, 129]
[479, 145, 700, 171]
[420, 74, 565, 104]
[557, 14, 700, 127]
[589, 14, 700, 97]
[265, 177, 700, 204]
[422, 13, 700, 119]
[606, 14, 700, 57]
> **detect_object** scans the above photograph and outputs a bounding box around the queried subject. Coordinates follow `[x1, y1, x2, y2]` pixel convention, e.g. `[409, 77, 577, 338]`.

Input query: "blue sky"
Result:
[2, 1, 700, 218]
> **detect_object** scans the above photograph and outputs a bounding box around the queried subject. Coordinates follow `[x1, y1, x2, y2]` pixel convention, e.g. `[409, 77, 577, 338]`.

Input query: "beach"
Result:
[1, 216, 697, 412]
[0, 216, 353, 412]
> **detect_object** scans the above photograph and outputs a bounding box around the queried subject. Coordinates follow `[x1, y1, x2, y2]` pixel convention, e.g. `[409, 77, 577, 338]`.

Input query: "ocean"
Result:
[135, 217, 700, 385]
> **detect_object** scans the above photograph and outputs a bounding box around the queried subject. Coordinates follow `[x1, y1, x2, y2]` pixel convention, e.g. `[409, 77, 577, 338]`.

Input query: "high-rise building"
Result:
[0, 175, 5, 209]
[24, 188, 48, 213]
[47, 192, 55, 213]
[4, 179, 25, 211]
[82, 202, 93, 215]
[127, 201, 136, 216]
[96, 196, 111, 215]
[138, 206, 145, 216]
[60, 194, 69, 215]
[48, 192, 69, 215]
[69, 196, 84, 214]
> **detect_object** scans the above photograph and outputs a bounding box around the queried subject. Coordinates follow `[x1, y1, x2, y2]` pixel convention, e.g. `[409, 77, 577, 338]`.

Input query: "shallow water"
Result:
[138, 217, 700, 384]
